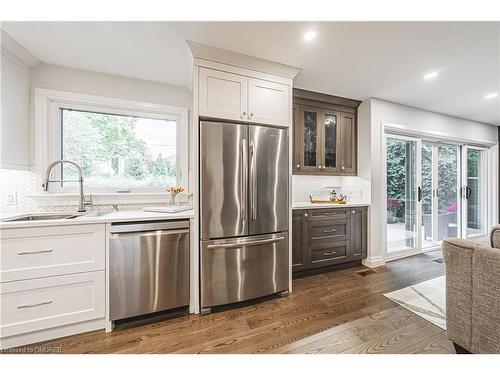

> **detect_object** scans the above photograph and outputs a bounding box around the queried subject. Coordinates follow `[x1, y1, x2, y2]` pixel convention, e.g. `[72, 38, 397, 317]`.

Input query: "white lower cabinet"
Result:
[0, 224, 106, 350]
[1, 271, 105, 338]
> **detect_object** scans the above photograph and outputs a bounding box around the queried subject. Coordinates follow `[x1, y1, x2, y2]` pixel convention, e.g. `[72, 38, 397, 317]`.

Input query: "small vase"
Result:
[169, 194, 177, 206]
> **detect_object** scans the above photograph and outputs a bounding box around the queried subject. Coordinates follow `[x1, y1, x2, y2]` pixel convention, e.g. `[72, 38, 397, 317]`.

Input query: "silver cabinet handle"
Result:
[352, 210, 356, 214]
[250, 140, 257, 221]
[240, 112, 247, 119]
[207, 236, 285, 250]
[341, 166, 345, 170]
[17, 249, 53, 255]
[241, 138, 248, 224]
[304, 213, 308, 218]
[322, 228, 336, 233]
[17, 300, 53, 309]
[296, 164, 300, 169]
[323, 251, 336, 256]
[249, 113, 254, 119]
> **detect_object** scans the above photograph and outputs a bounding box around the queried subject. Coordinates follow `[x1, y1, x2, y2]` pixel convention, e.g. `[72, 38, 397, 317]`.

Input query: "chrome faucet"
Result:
[42, 160, 93, 212]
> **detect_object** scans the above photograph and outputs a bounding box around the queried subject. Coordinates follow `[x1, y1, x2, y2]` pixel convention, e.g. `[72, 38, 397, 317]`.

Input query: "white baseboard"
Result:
[362, 256, 385, 268]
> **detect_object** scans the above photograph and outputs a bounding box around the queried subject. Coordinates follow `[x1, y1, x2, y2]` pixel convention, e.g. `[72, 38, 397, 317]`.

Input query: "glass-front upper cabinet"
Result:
[294, 106, 322, 173]
[322, 111, 339, 172]
[292, 95, 358, 176]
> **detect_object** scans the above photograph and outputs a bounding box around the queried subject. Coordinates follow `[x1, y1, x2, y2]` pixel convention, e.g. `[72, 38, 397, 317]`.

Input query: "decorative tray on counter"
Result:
[309, 199, 347, 204]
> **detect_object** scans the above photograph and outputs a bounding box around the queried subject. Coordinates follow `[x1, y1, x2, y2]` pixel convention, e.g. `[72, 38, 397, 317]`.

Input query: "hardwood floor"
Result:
[9, 251, 454, 354]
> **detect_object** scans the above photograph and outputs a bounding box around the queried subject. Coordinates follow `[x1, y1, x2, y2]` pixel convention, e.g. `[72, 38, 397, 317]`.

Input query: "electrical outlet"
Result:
[6, 192, 17, 205]
[344, 190, 362, 198]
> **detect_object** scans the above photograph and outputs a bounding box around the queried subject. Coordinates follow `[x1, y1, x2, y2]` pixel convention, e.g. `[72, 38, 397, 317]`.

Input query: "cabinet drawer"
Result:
[308, 218, 350, 245]
[307, 209, 349, 221]
[0, 271, 105, 338]
[0, 224, 105, 282]
[310, 241, 349, 268]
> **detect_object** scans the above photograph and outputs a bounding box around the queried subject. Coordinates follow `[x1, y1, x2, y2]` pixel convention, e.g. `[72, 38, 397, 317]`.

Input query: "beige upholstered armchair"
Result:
[442, 225, 500, 354]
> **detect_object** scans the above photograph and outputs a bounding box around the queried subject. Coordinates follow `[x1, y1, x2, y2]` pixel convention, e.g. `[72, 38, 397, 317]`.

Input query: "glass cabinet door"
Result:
[299, 107, 321, 172]
[322, 111, 339, 172]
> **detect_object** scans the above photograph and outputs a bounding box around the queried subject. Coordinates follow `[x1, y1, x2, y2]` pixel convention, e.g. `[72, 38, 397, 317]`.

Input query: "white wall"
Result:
[31, 63, 191, 108]
[360, 97, 499, 268]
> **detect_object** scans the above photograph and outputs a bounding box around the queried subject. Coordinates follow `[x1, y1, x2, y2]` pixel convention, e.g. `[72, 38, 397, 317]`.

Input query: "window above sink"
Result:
[33, 88, 189, 202]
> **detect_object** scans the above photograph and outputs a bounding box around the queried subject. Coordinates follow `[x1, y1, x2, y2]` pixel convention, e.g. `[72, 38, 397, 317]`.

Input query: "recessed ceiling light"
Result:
[304, 30, 317, 41]
[484, 92, 498, 100]
[423, 71, 438, 80]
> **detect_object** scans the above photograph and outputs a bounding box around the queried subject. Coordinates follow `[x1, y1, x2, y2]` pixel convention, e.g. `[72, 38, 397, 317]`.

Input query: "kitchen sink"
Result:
[2, 213, 82, 222]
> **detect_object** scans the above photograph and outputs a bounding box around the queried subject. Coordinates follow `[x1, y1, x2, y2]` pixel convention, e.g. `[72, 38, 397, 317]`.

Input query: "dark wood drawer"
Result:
[309, 241, 349, 268]
[308, 218, 350, 245]
[307, 208, 349, 221]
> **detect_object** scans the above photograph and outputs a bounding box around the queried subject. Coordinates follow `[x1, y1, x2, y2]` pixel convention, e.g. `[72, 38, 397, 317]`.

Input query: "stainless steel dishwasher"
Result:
[109, 221, 190, 321]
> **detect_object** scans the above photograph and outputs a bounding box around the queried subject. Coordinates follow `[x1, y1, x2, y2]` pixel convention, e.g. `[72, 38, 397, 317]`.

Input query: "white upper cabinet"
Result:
[190, 41, 300, 127]
[198, 67, 291, 127]
[248, 78, 290, 127]
[199, 67, 248, 122]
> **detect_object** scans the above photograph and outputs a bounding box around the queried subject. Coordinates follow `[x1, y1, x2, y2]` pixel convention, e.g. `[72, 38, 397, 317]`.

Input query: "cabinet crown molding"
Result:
[187, 40, 301, 80]
[293, 88, 361, 109]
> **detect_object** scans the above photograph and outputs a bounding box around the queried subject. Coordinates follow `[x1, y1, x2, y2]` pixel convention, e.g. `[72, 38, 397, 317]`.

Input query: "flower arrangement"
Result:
[387, 198, 402, 211]
[166, 186, 184, 206]
[447, 203, 458, 213]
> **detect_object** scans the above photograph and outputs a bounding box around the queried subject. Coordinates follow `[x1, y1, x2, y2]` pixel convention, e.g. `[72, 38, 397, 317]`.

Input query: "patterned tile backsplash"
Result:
[1, 169, 370, 215]
[0, 169, 188, 215]
[292, 174, 369, 203]
[0, 169, 37, 214]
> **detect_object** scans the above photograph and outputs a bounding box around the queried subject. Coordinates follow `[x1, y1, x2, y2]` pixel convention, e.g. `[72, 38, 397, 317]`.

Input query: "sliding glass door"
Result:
[386, 135, 485, 256]
[419, 142, 461, 248]
[463, 147, 487, 238]
[386, 135, 419, 255]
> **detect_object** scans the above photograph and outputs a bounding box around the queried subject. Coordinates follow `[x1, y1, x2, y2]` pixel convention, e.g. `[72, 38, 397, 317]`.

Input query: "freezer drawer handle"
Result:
[17, 249, 53, 255]
[17, 300, 53, 309]
[207, 236, 285, 250]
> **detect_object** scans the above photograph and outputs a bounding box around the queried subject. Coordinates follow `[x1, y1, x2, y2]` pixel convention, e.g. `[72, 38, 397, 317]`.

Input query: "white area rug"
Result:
[384, 276, 446, 330]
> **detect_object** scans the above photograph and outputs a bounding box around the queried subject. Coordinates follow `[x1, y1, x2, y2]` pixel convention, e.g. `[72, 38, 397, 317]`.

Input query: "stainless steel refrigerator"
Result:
[200, 120, 289, 312]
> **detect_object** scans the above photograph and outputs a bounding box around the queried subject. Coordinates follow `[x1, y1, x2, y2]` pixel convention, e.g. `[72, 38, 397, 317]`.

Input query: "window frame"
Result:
[34, 88, 189, 198]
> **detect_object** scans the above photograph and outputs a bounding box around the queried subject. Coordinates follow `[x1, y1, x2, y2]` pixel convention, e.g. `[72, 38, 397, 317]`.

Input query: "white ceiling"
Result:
[3, 21, 500, 125]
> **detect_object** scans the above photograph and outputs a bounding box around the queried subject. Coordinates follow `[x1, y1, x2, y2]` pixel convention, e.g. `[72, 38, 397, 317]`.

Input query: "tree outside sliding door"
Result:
[464, 147, 487, 237]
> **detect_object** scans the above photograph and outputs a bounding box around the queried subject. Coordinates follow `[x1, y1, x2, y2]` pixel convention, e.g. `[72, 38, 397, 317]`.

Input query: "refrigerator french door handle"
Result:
[241, 138, 248, 224]
[206, 236, 285, 250]
[250, 141, 257, 221]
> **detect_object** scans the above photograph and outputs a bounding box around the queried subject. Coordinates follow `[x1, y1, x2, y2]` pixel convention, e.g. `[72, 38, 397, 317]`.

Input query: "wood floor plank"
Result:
[10, 252, 451, 354]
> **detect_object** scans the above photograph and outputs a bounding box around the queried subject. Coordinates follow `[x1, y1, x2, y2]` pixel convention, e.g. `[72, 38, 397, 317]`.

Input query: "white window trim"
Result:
[33, 88, 189, 205]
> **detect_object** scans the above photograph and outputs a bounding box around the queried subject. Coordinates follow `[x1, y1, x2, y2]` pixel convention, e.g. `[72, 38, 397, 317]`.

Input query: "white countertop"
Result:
[0, 209, 194, 229]
[292, 201, 370, 210]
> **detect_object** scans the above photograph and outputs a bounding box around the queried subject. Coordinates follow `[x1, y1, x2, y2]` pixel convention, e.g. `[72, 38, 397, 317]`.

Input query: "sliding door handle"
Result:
[466, 186, 472, 199]
[417, 186, 422, 202]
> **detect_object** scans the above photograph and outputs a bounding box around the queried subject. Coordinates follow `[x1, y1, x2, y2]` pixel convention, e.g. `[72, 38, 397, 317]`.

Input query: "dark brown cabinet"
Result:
[293, 89, 360, 176]
[292, 207, 368, 275]
[292, 210, 307, 272]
